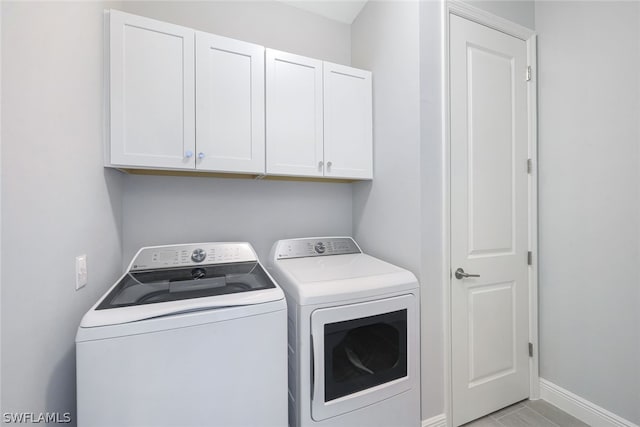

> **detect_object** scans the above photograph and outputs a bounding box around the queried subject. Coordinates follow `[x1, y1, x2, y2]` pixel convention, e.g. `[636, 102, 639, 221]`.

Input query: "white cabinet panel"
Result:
[109, 10, 195, 169]
[323, 63, 372, 179]
[266, 49, 324, 177]
[107, 11, 372, 181]
[195, 33, 265, 174]
[266, 50, 372, 180]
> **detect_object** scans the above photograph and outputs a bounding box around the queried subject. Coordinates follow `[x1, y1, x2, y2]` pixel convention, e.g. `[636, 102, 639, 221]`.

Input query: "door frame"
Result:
[443, 1, 538, 425]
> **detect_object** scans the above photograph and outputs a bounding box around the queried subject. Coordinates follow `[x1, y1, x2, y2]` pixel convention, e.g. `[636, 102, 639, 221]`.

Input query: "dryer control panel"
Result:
[274, 237, 361, 260]
[130, 243, 258, 271]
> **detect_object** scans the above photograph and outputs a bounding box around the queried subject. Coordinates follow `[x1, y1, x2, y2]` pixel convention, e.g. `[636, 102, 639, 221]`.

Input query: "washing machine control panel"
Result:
[130, 243, 258, 271]
[275, 237, 361, 259]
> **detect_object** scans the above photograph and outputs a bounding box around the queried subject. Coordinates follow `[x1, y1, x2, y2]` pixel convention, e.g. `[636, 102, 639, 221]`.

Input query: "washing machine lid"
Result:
[80, 243, 284, 328]
[97, 261, 275, 309]
[269, 237, 418, 305]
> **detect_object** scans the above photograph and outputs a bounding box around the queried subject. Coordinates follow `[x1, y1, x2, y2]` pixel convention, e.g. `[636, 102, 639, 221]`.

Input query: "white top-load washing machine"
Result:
[76, 242, 287, 427]
[268, 237, 420, 427]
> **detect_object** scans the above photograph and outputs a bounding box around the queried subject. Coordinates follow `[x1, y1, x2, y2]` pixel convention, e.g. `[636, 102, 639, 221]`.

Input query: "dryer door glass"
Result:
[324, 309, 407, 401]
[96, 261, 275, 309]
[310, 294, 416, 421]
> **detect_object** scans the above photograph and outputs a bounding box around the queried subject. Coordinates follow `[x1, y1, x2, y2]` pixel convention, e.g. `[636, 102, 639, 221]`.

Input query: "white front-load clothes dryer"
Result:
[268, 237, 421, 427]
[76, 242, 287, 427]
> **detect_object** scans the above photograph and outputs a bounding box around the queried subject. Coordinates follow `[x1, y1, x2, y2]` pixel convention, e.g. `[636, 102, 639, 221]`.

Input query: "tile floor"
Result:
[462, 399, 590, 427]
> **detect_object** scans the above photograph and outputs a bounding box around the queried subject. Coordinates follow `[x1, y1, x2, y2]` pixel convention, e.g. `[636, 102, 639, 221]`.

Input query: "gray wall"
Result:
[0, 1, 353, 424]
[351, 0, 536, 421]
[116, 1, 354, 264]
[15, 1, 640, 426]
[464, 0, 535, 29]
[351, 1, 425, 415]
[351, 3, 421, 280]
[536, 2, 640, 423]
[122, 176, 352, 263]
[1, 1, 124, 420]
[0, 2, 3, 409]
[116, 1, 351, 64]
[351, 0, 446, 421]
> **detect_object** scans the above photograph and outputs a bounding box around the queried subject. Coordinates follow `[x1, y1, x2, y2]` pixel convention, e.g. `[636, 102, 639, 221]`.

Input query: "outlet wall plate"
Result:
[76, 255, 87, 290]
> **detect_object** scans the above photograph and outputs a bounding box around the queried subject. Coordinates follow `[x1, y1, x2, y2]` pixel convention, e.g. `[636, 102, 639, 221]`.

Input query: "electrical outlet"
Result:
[76, 255, 88, 290]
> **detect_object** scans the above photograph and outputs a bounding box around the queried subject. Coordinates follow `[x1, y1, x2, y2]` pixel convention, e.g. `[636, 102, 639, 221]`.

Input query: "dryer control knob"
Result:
[314, 242, 326, 254]
[191, 248, 207, 263]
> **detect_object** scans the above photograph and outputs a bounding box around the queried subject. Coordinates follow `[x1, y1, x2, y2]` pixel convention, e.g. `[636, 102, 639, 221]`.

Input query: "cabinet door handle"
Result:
[318, 161, 324, 171]
[326, 161, 332, 171]
[198, 152, 205, 159]
[185, 150, 193, 158]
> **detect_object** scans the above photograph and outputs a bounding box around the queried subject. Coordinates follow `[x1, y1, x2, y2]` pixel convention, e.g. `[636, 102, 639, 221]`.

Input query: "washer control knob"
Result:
[314, 242, 326, 254]
[191, 248, 207, 263]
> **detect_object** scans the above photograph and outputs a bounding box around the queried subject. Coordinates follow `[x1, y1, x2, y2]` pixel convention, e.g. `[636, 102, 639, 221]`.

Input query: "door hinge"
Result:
[527, 251, 532, 266]
[526, 66, 532, 82]
[527, 158, 532, 174]
[528, 342, 534, 357]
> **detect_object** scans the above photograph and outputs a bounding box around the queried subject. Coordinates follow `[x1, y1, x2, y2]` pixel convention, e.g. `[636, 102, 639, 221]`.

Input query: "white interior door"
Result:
[195, 33, 265, 174]
[450, 14, 530, 426]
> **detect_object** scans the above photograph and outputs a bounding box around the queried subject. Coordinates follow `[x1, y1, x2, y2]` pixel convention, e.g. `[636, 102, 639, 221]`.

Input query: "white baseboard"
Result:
[422, 413, 447, 427]
[539, 378, 638, 427]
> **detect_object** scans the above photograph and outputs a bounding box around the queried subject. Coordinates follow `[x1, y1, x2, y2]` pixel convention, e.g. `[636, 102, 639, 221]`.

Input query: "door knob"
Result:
[455, 268, 480, 280]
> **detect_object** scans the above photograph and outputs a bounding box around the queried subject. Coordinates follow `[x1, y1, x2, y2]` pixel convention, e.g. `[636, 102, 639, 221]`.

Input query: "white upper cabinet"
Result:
[195, 33, 265, 174]
[265, 49, 372, 179]
[323, 62, 372, 180]
[266, 49, 324, 177]
[108, 11, 265, 174]
[108, 10, 195, 169]
[107, 11, 372, 180]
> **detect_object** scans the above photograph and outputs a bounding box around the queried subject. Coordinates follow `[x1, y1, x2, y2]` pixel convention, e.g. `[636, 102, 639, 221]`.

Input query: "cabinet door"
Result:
[109, 10, 195, 169]
[195, 33, 265, 174]
[323, 62, 373, 179]
[266, 49, 324, 177]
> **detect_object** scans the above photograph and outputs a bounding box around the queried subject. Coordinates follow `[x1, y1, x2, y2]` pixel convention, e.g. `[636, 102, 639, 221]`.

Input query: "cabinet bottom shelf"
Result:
[117, 168, 360, 183]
